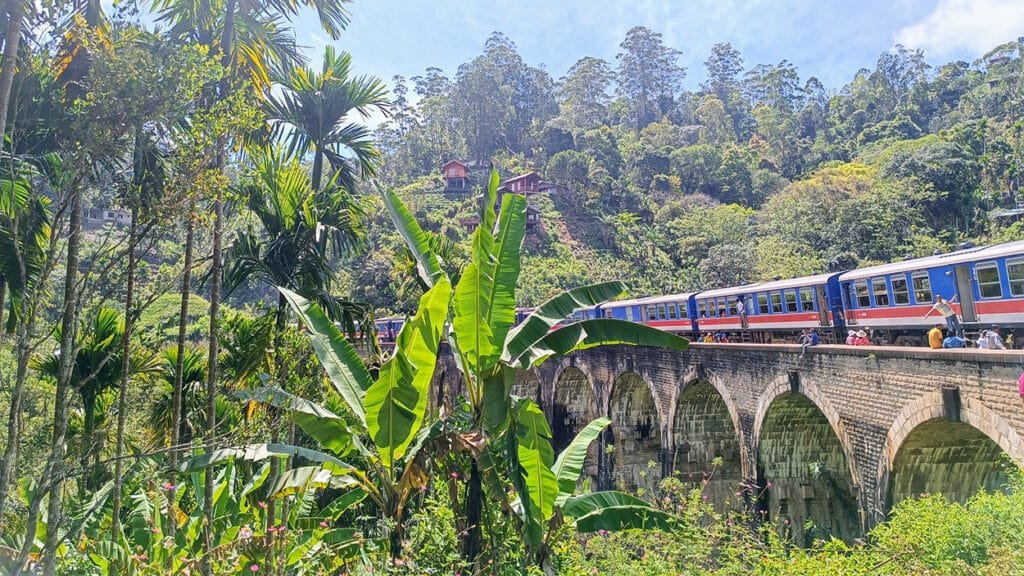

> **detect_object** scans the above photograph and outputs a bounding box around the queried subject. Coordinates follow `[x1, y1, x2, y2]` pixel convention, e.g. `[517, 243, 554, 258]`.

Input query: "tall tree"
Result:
[616, 26, 685, 128]
[559, 56, 614, 131]
[264, 46, 390, 191]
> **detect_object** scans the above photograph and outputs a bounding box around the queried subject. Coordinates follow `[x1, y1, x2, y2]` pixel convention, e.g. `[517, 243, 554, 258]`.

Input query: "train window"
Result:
[784, 290, 798, 312]
[716, 299, 727, 316]
[976, 262, 1002, 299]
[646, 305, 657, 321]
[706, 300, 718, 317]
[1008, 259, 1024, 296]
[800, 289, 815, 311]
[911, 272, 931, 303]
[770, 291, 783, 313]
[657, 304, 667, 320]
[726, 296, 737, 316]
[626, 306, 634, 321]
[855, 281, 870, 307]
[892, 276, 910, 305]
[667, 303, 677, 319]
[872, 278, 890, 306]
[757, 293, 769, 314]
[679, 302, 689, 319]
[604, 309, 614, 318]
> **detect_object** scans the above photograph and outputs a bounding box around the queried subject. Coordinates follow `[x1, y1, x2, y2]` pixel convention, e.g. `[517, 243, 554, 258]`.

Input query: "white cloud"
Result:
[895, 0, 1024, 57]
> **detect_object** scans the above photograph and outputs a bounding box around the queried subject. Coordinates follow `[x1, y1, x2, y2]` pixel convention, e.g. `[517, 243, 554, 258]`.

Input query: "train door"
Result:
[815, 286, 830, 327]
[953, 265, 978, 323]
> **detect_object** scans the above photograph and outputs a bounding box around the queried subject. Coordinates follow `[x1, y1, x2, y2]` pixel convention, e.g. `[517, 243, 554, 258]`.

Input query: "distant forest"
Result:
[350, 28, 1024, 311]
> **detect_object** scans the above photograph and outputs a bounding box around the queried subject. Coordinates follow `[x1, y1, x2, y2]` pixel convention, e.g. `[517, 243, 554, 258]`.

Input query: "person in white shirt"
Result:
[987, 326, 1007, 350]
[977, 330, 990, 349]
[924, 295, 962, 337]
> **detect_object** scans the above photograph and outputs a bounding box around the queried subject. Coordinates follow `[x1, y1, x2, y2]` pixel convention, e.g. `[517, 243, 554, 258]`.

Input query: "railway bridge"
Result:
[432, 343, 1024, 544]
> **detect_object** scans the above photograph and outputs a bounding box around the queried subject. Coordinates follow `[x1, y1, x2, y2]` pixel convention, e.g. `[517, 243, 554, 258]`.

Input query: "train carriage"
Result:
[600, 294, 697, 335]
[694, 273, 845, 340]
[839, 240, 1024, 344]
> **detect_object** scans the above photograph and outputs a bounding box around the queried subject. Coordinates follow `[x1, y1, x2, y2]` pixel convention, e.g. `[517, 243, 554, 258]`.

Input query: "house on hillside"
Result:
[442, 159, 471, 195]
[497, 171, 554, 230]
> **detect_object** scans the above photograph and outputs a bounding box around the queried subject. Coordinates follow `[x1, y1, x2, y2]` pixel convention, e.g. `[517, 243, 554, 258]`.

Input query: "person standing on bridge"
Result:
[928, 324, 944, 349]
[925, 295, 962, 338]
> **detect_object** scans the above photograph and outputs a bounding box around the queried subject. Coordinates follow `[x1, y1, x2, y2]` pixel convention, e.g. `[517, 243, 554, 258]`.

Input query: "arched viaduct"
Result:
[432, 343, 1024, 544]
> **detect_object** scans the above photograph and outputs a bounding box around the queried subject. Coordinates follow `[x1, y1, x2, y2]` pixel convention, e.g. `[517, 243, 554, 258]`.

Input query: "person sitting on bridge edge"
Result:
[928, 324, 944, 349]
[986, 326, 1007, 350]
[852, 330, 870, 346]
[846, 329, 856, 345]
[924, 294, 962, 338]
[978, 329, 991, 349]
[799, 329, 819, 357]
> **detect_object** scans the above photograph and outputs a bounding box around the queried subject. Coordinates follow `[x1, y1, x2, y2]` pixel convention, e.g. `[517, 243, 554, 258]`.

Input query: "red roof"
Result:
[501, 171, 540, 185]
[442, 159, 469, 170]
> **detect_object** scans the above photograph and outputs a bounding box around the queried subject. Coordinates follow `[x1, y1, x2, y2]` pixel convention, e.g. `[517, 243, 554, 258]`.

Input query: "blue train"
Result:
[559, 239, 1024, 346]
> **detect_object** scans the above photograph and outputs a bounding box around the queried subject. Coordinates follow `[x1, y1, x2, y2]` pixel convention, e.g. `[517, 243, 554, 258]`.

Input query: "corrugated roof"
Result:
[839, 240, 1024, 281]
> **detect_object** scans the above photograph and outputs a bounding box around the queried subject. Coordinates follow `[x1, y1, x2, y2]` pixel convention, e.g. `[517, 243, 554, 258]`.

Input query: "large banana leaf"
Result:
[452, 230, 496, 374]
[267, 466, 338, 498]
[240, 386, 360, 457]
[381, 186, 445, 288]
[552, 417, 610, 506]
[485, 193, 527, 359]
[279, 287, 373, 426]
[512, 398, 558, 547]
[184, 443, 352, 475]
[365, 277, 450, 469]
[502, 281, 627, 364]
[513, 318, 689, 368]
[562, 491, 677, 532]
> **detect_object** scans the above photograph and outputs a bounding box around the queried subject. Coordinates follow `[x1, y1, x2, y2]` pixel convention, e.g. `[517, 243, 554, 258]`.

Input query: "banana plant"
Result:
[382, 167, 689, 569]
[187, 275, 451, 562]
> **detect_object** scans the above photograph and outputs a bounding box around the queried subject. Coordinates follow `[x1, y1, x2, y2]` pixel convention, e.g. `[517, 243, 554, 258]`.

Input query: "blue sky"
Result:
[295, 0, 1024, 93]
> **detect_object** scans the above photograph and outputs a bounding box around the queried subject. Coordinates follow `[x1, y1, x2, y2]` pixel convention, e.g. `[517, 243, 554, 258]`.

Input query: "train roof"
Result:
[604, 292, 695, 308]
[698, 272, 839, 299]
[838, 240, 1024, 282]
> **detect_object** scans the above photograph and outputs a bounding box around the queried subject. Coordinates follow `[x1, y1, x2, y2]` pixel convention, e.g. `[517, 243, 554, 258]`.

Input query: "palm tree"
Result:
[34, 308, 160, 493]
[264, 46, 390, 191]
[226, 150, 365, 325]
[0, 157, 52, 522]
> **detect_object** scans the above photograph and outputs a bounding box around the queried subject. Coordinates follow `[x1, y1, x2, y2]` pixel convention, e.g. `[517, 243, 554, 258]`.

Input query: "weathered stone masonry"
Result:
[432, 343, 1024, 540]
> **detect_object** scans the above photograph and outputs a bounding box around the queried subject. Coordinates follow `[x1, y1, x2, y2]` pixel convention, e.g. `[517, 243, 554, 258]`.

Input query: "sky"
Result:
[293, 0, 1024, 95]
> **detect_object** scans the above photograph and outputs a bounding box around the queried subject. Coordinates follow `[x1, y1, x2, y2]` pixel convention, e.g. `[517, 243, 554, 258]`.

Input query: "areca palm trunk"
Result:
[202, 3, 236, 570]
[0, 0, 25, 147]
[41, 176, 84, 576]
[0, 317, 31, 524]
[168, 201, 194, 544]
[111, 203, 138, 537]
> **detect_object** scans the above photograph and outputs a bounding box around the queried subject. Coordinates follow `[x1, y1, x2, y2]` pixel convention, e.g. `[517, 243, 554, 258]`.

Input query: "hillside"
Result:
[349, 32, 1024, 313]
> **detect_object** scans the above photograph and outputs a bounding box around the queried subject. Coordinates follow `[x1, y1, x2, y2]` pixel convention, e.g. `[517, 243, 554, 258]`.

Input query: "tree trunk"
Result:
[167, 200, 194, 545]
[80, 391, 96, 496]
[462, 459, 484, 564]
[0, 278, 6, 334]
[202, 189, 223, 576]
[0, 0, 25, 148]
[0, 325, 31, 523]
[41, 176, 83, 576]
[311, 148, 324, 192]
[110, 204, 137, 538]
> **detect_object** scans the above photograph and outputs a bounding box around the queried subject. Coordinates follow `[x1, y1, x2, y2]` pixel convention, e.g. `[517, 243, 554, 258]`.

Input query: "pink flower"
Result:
[319, 521, 329, 528]
[267, 526, 278, 534]
[392, 558, 406, 567]
[238, 526, 253, 540]
[257, 501, 267, 509]
[161, 482, 175, 491]
[597, 529, 609, 537]
[250, 564, 259, 572]
[450, 471, 459, 479]
[276, 525, 286, 534]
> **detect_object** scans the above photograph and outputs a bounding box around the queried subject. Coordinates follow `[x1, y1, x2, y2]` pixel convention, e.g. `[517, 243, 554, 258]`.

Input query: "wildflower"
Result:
[250, 564, 259, 572]
[597, 529, 609, 537]
[766, 481, 772, 488]
[267, 526, 278, 534]
[450, 471, 459, 479]
[277, 525, 287, 534]
[161, 481, 175, 491]
[319, 521, 329, 529]
[257, 501, 267, 509]
[238, 526, 253, 540]
[392, 558, 406, 567]
[162, 537, 175, 549]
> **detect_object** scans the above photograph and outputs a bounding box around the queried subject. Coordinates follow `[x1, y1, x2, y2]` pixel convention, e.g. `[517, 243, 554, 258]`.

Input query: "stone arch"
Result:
[672, 379, 746, 506]
[608, 371, 662, 493]
[511, 369, 541, 403]
[550, 366, 598, 460]
[878, 390, 1024, 513]
[754, 380, 861, 545]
